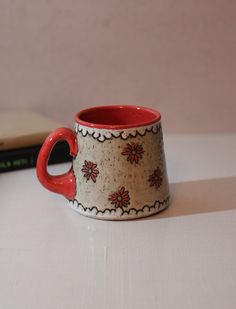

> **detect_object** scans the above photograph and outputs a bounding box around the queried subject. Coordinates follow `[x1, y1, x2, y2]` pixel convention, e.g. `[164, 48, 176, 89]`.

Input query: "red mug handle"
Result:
[36, 128, 78, 200]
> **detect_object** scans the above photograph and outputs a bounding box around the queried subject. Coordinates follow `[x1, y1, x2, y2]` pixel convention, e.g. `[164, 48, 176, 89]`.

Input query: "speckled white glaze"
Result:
[69, 120, 169, 220]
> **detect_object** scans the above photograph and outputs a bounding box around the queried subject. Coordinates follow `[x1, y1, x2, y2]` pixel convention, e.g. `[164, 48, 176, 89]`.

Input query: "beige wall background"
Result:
[0, 0, 235, 133]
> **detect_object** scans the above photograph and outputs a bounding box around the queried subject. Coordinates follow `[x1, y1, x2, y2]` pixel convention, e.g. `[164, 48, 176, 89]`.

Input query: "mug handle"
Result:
[36, 127, 78, 200]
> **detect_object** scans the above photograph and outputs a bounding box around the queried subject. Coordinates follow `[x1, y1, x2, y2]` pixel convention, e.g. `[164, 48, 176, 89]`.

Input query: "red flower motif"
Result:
[148, 167, 163, 190]
[121, 143, 144, 164]
[81, 160, 99, 183]
[108, 187, 130, 208]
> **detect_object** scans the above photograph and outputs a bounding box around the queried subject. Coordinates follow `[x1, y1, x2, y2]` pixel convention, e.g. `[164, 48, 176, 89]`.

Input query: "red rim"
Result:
[75, 105, 161, 130]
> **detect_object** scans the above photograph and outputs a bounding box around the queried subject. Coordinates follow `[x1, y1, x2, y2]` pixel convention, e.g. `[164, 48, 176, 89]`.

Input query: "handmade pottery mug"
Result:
[36, 105, 170, 220]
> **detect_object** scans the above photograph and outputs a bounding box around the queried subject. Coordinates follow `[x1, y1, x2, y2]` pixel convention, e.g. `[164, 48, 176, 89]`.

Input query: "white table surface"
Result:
[1, 133, 236, 309]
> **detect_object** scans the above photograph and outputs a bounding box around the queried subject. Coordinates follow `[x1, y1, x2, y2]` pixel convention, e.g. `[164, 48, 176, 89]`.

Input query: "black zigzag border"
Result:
[75, 123, 162, 142]
[71, 195, 169, 217]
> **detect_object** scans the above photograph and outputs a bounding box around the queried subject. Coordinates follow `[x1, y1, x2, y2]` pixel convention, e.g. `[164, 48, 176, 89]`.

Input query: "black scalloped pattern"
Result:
[71, 195, 169, 217]
[76, 123, 162, 142]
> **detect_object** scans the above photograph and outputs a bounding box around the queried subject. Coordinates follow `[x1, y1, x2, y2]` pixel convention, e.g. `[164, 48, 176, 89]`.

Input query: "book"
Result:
[0, 111, 65, 151]
[0, 141, 71, 173]
[0, 110, 72, 172]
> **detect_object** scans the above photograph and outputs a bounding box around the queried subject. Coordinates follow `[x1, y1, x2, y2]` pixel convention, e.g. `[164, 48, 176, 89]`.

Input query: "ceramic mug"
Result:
[36, 105, 170, 220]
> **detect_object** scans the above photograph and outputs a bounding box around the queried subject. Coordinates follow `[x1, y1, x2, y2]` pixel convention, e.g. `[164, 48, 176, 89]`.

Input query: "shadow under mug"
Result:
[36, 105, 170, 220]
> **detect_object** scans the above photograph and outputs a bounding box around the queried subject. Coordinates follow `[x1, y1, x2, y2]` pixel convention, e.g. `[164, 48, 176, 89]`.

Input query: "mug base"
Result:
[69, 197, 170, 221]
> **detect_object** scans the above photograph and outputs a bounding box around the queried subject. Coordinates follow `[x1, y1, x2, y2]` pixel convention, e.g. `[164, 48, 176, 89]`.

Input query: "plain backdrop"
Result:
[0, 0, 235, 133]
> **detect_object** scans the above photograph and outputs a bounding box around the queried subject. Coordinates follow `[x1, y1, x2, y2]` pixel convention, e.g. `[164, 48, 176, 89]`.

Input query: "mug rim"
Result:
[75, 105, 161, 130]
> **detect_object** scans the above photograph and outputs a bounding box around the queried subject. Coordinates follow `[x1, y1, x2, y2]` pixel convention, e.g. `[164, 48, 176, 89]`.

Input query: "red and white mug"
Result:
[37, 105, 170, 220]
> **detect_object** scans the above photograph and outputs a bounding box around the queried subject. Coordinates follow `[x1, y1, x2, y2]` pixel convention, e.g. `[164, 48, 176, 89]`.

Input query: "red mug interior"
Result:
[75, 105, 161, 129]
